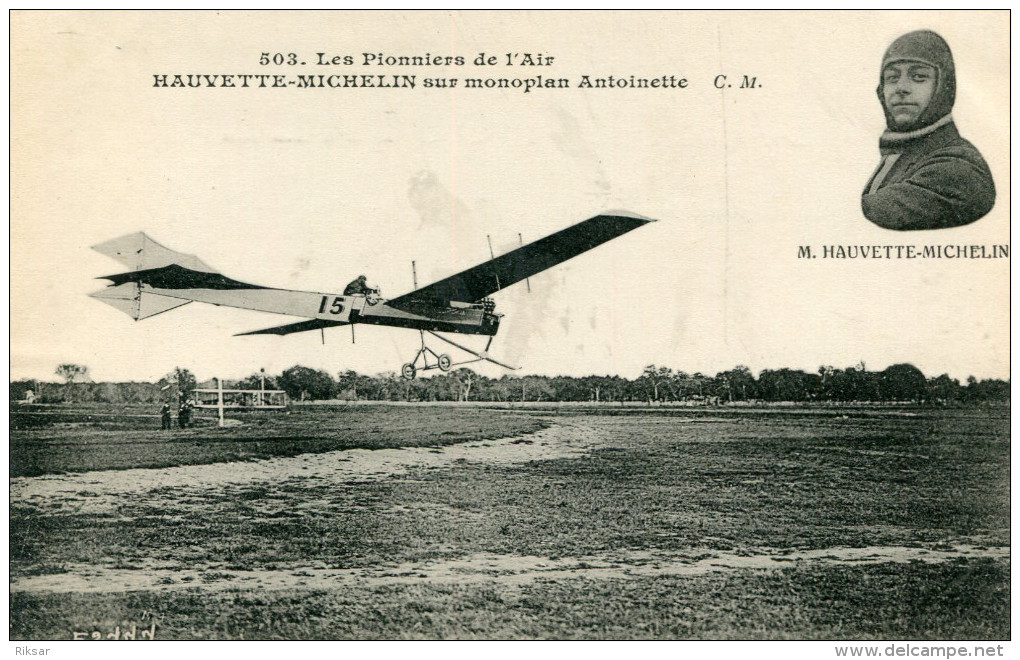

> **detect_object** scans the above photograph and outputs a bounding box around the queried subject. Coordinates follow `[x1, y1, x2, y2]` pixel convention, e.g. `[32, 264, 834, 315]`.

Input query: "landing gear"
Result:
[400, 330, 518, 379]
[401, 331, 454, 379]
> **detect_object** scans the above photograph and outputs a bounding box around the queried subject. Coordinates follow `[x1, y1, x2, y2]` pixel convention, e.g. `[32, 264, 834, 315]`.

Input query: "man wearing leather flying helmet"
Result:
[862, 30, 995, 230]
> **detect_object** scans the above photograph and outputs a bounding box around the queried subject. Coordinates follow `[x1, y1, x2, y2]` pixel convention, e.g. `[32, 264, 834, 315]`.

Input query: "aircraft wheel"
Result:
[401, 363, 416, 380]
[438, 354, 452, 371]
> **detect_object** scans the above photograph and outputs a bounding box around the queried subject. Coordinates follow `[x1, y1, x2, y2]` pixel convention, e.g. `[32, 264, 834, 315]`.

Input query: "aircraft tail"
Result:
[89, 282, 193, 320]
[89, 232, 218, 321]
[92, 232, 218, 273]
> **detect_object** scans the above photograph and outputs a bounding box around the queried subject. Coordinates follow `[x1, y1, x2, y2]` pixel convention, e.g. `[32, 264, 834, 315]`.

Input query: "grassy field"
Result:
[9, 404, 1010, 640]
[10, 560, 1008, 640]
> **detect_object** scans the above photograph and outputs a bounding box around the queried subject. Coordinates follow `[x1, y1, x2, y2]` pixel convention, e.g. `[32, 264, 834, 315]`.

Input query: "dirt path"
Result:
[12, 544, 1008, 594]
[10, 420, 595, 516]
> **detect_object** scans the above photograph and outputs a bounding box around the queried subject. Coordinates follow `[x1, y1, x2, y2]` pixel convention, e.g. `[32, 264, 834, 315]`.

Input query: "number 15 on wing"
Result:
[318, 296, 345, 315]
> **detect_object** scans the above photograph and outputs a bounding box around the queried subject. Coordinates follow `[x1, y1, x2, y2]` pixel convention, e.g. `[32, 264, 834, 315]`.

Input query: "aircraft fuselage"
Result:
[132, 277, 500, 336]
[356, 299, 500, 336]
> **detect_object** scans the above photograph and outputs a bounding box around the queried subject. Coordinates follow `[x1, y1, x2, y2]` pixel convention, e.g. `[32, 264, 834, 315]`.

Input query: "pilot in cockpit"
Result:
[343, 275, 378, 296]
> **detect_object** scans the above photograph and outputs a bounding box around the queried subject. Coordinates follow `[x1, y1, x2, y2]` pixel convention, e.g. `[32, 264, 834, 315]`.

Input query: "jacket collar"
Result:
[879, 115, 959, 153]
[881, 113, 954, 144]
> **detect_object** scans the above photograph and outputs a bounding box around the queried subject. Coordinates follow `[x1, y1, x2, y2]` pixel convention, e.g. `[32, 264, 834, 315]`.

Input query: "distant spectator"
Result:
[178, 401, 192, 429]
[160, 403, 172, 430]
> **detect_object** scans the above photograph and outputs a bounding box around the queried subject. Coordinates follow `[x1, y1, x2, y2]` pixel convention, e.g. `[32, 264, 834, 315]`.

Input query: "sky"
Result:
[10, 10, 1010, 384]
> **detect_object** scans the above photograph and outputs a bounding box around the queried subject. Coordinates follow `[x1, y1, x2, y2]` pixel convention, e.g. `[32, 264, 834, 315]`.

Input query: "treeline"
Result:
[10, 362, 1010, 405]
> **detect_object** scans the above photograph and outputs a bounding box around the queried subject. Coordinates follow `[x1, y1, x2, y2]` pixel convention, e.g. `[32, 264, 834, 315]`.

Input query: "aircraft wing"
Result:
[235, 319, 349, 336]
[386, 213, 653, 310]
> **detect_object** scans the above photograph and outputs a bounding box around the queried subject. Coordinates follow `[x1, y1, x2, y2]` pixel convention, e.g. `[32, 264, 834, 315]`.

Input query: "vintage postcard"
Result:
[9, 10, 1010, 651]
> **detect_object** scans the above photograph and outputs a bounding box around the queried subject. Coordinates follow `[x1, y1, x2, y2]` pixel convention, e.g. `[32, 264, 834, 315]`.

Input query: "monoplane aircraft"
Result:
[91, 213, 653, 378]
